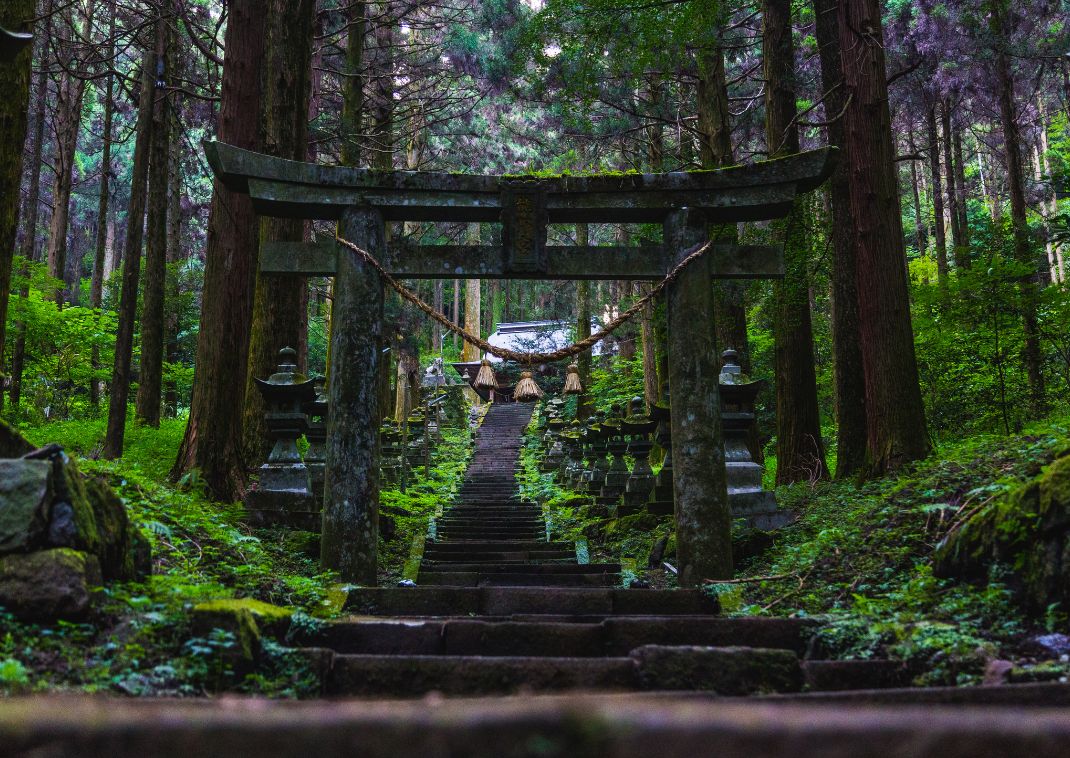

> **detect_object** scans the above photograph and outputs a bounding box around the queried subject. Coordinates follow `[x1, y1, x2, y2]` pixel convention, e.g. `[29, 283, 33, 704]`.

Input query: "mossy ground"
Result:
[525, 403, 1070, 686]
[0, 415, 471, 697]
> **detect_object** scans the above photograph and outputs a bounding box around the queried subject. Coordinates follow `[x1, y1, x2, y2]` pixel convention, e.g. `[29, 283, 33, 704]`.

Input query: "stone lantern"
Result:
[243, 347, 318, 529]
[718, 348, 790, 530]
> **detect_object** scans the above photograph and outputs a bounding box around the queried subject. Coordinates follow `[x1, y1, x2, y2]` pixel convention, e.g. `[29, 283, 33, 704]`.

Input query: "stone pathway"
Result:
[420, 402, 621, 588]
[289, 402, 915, 698]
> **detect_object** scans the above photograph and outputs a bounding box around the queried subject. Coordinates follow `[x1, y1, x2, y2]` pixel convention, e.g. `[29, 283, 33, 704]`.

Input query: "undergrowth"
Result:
[1, 412, 472, 696]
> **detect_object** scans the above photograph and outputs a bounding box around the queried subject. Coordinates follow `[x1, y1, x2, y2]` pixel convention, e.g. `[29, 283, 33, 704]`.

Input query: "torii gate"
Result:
[206, 142, 834, 587]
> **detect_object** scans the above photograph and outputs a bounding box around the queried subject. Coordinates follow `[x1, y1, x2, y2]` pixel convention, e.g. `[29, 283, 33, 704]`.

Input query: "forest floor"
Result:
[1, 409, 1068, 695]
[526, 408, 1070, 688]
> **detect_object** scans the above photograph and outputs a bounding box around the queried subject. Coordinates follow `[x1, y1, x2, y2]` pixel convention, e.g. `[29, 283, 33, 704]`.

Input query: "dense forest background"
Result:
[2, 0, 1069, 499]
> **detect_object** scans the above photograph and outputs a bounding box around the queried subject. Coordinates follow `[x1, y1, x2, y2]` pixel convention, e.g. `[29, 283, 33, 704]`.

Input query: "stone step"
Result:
[417, 572, 620, 587]
[10, 691, 1070, 756]
[437, 520, 545, 528]
[436, 530, 546, 539]
[420, 563, 611, 575]
[328, 654, 636, 697]
[422, 551, 577, 563]
[344, 587, 719, 617]
[424, 540, 567, 551]
[295, 617, 814, 657]
[327, 645, 802, 698]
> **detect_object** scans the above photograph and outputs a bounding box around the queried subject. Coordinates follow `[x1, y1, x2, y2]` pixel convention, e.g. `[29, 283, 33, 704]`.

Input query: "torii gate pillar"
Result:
[321, 206, 385, 584]
[666, 208, 732, 584]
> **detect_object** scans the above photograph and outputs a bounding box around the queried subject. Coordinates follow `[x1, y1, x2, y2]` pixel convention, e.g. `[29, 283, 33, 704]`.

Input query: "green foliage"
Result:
[733, 417, 1070, 684]
[588, 352, 645, 415]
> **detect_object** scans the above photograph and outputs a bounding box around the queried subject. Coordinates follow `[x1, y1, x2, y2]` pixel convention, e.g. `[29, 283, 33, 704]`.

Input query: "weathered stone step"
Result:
[344, 587, 719, 617]
[296, 616, 814, 657]
[436, 531, 546, 540]
[422, 551, 576, 563]
[420, 564, 612, 575]
[417, 572, 620, 587]
[327, 645, 802, 697]
[424, 540, 566, 552]
[328, 654, 636, 696]
[9, 692, 1070, 756]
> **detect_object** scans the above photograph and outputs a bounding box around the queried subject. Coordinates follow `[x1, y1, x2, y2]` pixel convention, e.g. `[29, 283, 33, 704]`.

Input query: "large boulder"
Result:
[933, 450, 1070, 610]
[0, 459, 53, 554]
[0, 548, 102, 620]
[0, 425, 147, 584]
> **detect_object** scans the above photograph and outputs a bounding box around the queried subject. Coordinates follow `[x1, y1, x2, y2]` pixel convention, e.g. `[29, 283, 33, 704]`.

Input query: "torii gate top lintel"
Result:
[205, 141, 835, 281]
[206, 141, 835, 225]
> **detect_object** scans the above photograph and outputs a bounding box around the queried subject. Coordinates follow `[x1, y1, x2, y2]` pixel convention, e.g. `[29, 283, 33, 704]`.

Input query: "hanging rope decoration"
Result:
[474, 358, 498, 389]
[514, 371, 545, 401]
[563, 363, 583, 395]
[334, 233, 715, 365]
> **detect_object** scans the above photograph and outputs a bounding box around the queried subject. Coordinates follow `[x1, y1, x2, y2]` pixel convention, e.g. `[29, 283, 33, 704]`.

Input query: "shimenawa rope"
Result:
[334, 233, 714, 364]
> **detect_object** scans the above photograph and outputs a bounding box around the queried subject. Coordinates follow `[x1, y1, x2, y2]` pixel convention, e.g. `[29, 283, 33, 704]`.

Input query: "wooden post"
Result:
[665, 208, 732, 584]
[321, 206, 385, 584]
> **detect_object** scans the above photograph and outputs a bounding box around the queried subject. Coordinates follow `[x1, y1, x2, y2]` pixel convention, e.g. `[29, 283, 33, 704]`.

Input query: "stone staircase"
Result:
[420, 403, 622, 588]
[288, 402, 915, 699]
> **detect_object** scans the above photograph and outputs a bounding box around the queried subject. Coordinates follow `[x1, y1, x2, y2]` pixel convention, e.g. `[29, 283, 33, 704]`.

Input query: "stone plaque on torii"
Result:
[205, 141, 834, 586]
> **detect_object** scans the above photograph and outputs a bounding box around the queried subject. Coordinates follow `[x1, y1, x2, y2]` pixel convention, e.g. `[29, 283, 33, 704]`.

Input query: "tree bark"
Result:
[89, 0, 116, 408]
[103, 39, 158, 459]
[941, 100, 965, 268]
[45, 13, 89, 306]
[926, 104, 948, 284]
[242, 0, 316, 464]
[340, 0, 366, 167]
[950, 118, 971, 268]
[697, 42, 750, 371]
[835, 0, 930, 474]
[171, 0, 266, 497]
[135, 9, 173, 427]
[764, 0, 828, 484]
[164, 106, 182, 418]
[1, 0, 38, 412]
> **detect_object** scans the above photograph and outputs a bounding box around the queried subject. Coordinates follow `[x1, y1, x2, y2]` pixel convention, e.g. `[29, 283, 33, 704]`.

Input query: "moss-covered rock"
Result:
[191, 601, 263, 667]
[934, 450, 1070, 609]
[0, 459, 53, 554]
[0, 548, 102, 620]
[32, 450, 143, 582]
[192, 598, 295, 653]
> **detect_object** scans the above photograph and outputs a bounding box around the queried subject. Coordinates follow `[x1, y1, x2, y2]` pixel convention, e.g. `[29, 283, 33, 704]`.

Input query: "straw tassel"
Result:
[514, 371, 544, 402]
[563, 363, 583, 395]
[475, 358, 498, 389]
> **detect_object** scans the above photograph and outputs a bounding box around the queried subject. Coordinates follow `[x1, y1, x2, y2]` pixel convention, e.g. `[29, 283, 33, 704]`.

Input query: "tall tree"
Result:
[0, 0, 37, 407]
[44, 3, 92, 305]
[89, 0, 117, 408]
[103, 27, 160, 459]
[764, 0, 828, 484]
[135, 3, 174, 426]
[815, 0, 866, 478]
[172, 0, 267, 497]
[834, 0, 930, 474]
[241, 0, 317, 462]
[926, 103, 948, 284]
[990, 0, 1045, 413]
[697, 41, 749, 371]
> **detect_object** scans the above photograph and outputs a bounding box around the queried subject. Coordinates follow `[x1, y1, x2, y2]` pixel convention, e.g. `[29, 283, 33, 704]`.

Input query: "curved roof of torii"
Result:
[204, 141, 836, 225]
